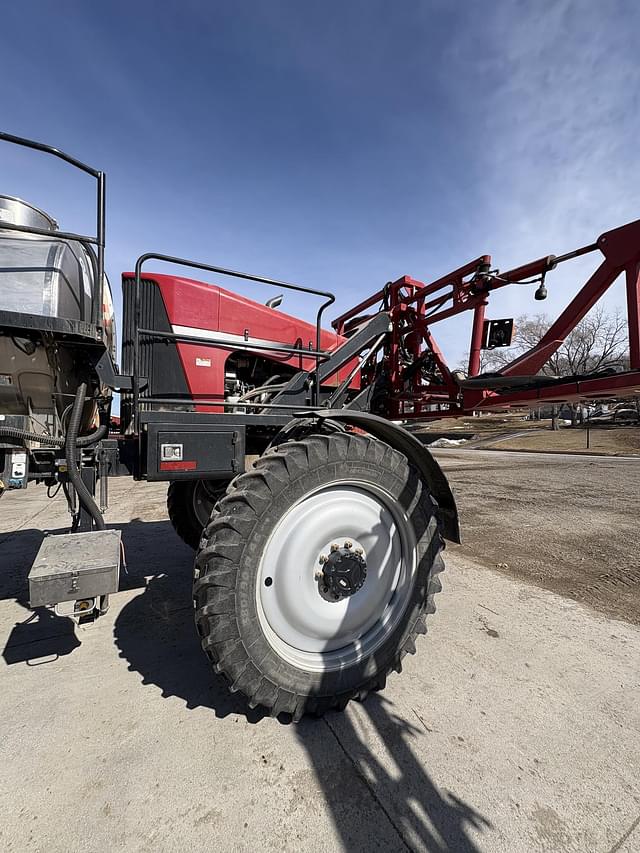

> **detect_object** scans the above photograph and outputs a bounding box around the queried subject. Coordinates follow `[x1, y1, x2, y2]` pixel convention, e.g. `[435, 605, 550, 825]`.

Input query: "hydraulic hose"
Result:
[0, 420, 108, 448]
[64, 382, 105, 531]
[237, 383, 286, 401]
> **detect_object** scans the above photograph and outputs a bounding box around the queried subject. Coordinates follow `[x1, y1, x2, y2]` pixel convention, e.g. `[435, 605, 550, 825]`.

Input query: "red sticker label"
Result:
[160, 460, 197, 471]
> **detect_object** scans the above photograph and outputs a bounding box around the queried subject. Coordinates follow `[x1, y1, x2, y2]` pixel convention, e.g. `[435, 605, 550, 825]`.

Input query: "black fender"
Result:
[289, 409, 460, 544]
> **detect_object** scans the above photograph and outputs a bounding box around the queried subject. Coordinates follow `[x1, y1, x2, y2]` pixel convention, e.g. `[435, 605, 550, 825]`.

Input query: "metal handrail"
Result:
[138, 396, 318, 413]
[0, 132, 105, 327]
[132, 252, 336, 431]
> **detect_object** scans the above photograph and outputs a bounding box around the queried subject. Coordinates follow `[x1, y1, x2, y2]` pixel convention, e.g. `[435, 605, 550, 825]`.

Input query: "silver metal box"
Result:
[29, 530, 121, 608]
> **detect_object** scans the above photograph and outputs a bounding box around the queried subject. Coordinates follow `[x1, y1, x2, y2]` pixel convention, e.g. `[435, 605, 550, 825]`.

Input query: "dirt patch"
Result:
[416, 416, 640, 456]
[485, 426, 640, 456]
[438, 451, 640, 625]
[415, 414, 547, 434]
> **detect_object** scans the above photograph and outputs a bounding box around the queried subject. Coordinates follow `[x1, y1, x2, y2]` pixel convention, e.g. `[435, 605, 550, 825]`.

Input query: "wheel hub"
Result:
[319, 545, 367, 600]
[256, 481, 416, 669]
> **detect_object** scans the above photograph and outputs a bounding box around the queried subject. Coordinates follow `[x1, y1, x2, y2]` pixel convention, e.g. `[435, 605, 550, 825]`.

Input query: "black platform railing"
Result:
[132, 252, 336, 432]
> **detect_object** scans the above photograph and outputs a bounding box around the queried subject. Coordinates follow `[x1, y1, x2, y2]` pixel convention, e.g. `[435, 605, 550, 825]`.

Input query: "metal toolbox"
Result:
[144, 417, 245, 481]
[29, 530, 121, 608]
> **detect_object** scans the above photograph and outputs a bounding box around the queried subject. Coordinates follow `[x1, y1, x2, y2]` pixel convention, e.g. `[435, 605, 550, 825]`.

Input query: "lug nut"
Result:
[330, 543, 339, 552]
[319, 554, 328, 564]
[355, 547, 363, 556]
[314, 570, 324, 581]
[344, 540, 353, 549]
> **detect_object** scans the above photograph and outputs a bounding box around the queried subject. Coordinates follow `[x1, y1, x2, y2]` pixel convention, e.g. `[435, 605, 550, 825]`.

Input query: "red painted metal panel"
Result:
[127, 272, 358, 412]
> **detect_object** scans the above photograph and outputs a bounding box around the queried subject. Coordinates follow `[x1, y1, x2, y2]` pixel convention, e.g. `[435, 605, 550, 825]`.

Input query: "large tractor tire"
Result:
[193, 432, 444, 719]
[167, 480, 229, 550]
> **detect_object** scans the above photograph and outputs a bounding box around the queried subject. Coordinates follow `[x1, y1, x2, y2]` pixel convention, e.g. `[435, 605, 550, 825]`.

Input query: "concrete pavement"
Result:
[0, 479, 639, 852]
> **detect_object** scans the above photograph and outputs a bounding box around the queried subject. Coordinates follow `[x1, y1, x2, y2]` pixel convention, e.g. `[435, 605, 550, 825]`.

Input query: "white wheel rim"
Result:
[256, 481, 416, 672]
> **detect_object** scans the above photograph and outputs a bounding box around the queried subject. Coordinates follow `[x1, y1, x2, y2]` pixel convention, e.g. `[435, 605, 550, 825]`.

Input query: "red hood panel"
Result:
[125, 272, 342, 351]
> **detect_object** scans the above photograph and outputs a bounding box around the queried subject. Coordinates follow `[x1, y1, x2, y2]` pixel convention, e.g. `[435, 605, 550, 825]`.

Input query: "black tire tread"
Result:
[167, 480, 228, 550]
[193, 433, 445, 720]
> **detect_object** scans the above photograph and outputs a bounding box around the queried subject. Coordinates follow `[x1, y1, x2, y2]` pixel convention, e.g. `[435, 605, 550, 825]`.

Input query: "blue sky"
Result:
[2, 0, 640, 367]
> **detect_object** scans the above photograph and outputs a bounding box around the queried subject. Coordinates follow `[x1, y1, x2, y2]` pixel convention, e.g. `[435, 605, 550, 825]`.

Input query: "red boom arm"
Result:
[333, 219, 640, 419]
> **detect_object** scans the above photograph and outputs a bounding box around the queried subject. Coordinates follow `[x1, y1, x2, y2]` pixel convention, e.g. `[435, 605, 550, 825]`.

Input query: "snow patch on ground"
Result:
[427, 437, 469, 448]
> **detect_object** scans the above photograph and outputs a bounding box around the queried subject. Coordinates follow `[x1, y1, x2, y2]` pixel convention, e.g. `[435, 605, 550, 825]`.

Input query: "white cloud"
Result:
[432, 0, 640, 362]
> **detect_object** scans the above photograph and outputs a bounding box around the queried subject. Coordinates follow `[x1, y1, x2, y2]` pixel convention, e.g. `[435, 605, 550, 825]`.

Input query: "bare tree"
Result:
[475, 307, 629, 427]
[481, 306, 628, 375]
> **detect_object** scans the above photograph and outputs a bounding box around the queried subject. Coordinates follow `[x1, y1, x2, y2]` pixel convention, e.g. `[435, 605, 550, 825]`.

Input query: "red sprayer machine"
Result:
[1, 133, 639, 717]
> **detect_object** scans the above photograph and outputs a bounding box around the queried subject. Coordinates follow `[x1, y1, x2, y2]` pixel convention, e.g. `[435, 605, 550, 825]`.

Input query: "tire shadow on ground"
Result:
[113, 519, 269, 721]
[0, 526, 46, 604]
[3, 517, 493, 850]
[0, 516, 183, 605]
[113, 520, 493, 851]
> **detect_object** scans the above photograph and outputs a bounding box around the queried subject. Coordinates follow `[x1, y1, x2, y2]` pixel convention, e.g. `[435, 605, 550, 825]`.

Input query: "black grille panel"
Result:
[120, 276, 191, 431]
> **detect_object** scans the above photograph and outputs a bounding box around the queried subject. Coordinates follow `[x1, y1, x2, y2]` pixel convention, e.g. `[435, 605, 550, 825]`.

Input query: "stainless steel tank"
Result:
[0, 195, 96, 323]
[0, 195, 58, 231]
[0, 197, 114, 432]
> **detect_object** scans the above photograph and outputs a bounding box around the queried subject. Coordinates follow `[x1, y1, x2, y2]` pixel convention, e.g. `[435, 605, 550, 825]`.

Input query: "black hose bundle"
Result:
[64, 382, 105, 531]
[0, 421, 108, 447]
[0, 385, 108, 530]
